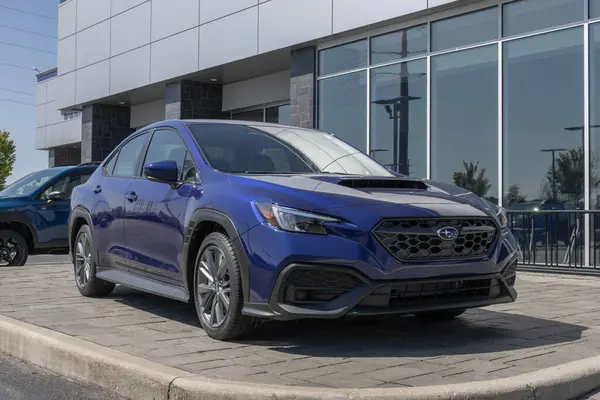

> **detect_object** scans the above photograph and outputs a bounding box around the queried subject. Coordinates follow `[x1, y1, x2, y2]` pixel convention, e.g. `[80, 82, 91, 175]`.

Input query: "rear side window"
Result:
[113, 133, 148, 177]
[104, 152, 118, 175]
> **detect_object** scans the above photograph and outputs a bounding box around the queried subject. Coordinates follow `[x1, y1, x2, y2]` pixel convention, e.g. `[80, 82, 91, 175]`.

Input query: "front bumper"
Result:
[242, 261, 518, 321]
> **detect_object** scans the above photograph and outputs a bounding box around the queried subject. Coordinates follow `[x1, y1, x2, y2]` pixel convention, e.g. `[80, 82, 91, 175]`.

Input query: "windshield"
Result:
[188, 123, 394, 176]
[0, 168, 64, 198]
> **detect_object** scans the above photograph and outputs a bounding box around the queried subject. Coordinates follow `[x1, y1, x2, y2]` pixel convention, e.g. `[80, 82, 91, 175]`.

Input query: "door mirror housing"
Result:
[143, 160, 179, 183]
[46, 191, 68, 201]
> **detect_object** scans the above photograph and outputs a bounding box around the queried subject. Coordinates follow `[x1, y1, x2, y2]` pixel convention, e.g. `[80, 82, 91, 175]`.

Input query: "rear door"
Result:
[91, 132, 150, 270]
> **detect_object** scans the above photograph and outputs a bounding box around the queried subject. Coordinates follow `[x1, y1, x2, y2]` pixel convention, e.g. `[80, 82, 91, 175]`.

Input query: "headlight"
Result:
[254, 202, 340, 235]
[496, 206, 508, 229]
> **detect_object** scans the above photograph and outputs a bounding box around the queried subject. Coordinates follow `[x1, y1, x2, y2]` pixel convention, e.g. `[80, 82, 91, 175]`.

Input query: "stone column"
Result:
[48, 147, 82, 167]
[81, 104, 134, 163]
[165, 80, 228, 120]
[290, 46, 316, 129]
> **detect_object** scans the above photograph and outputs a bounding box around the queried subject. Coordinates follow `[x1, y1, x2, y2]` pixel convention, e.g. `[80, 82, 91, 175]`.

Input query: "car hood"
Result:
[227, 174, 497, 218]
[0, 196, 29, 211]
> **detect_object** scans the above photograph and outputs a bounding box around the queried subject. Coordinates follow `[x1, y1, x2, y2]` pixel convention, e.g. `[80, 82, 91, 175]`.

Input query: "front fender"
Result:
[183, 208, 252, 303]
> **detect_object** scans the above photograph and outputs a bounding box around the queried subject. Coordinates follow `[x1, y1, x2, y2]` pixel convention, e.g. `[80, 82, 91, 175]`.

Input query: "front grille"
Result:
[357, 278, 504, 310]
[283, 268, 363, 304]
[373, 218, 497, 262]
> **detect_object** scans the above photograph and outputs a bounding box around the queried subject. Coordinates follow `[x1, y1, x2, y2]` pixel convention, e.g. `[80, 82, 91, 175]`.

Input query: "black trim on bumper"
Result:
[241, 263, 518, 321]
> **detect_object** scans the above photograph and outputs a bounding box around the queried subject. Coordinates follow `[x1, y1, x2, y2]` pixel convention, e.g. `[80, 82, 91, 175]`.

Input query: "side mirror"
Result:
[47, 191, 67, 202]
[143, 160, 179, 183]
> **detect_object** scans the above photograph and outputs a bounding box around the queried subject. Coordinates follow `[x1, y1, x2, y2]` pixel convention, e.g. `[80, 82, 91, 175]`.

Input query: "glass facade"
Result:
[231, 104, 291, 125]
[317, 0, 600, 267]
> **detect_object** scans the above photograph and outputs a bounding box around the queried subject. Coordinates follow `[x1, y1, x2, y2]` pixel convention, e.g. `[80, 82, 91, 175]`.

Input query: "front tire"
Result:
[0, 229, 28, 266]
[414, 308, 467, 321]
[194, 232, 258, 341]
[73, 224, 115, 297]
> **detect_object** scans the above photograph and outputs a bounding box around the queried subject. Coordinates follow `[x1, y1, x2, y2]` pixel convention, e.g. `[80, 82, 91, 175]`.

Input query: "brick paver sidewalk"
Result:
[2, 264, 600, 388]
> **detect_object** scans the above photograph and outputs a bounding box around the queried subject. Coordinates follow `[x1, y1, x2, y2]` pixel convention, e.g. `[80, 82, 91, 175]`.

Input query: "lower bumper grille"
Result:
[283, 268, 363, 304]
[357, 278, 505, 310]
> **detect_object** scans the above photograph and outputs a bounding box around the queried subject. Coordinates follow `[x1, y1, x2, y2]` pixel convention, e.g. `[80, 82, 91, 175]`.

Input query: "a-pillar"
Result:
[81, 104, 134, 163]
[290, 46, 316, 129]
[165, 80, 228, 120]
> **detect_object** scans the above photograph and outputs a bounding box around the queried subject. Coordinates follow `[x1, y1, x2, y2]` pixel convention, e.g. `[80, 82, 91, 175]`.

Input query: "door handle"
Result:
[125, 192, 138, 202]
[93, 185, 102, 194]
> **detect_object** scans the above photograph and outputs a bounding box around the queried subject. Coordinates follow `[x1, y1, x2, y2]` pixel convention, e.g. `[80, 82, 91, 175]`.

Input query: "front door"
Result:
[123, 128, 198, 286]
[34, 171, 93, 248]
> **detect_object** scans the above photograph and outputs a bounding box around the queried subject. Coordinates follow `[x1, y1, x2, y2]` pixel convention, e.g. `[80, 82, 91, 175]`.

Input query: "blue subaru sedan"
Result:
[69, 120, 519, 340]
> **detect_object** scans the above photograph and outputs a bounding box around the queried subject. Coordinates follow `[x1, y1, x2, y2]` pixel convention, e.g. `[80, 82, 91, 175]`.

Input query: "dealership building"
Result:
[35, 0, 600, 211]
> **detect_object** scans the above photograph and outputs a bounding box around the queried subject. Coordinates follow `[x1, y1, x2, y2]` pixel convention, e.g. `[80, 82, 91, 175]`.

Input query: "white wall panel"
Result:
[58, 0, 77, 39]
[56, 72, 76, 110]
[110, 46, 151, 94]
[62, 118, 83, 145]
[58, 35, 77, 74]
[333, 0, 427, 34]
[45, 124, 63, 148]
[76, 61, 110, 104]
[131, 99, 164, 128]
[223, 70, 289, 111]
[112, 0, 147, 16]
[199, 0, 257, 24]
[46, 78, 58, 103]
[77, 0, 110, 31]
[36, 104, 47, 128]
[150, 28, 199, 83]
[46, 101, 62, 125]
[151, 0, 199, 41]
[199, 7, 258, 70]
[258, 0, 332, 53]
[35, 83, 47, 106]
[111, 2, 151, 56]
[76, 20, 110, 68]
[35, 128, 46, 150]
[429, 0, 462, 7]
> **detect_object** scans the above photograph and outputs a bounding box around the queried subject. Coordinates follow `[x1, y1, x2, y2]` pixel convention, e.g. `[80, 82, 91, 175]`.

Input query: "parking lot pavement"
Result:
[1, 265, 600, 389]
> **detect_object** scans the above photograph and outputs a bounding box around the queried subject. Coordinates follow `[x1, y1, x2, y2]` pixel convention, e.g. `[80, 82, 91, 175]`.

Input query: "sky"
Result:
[0, 0, 59, 184]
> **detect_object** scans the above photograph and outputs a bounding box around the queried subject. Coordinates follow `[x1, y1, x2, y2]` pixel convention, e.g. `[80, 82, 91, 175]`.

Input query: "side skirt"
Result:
[96, 269, 190, 303]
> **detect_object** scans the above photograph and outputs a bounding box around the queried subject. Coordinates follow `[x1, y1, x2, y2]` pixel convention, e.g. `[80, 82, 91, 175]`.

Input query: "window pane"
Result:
[502, 0, 584, 37]
[232, 109, 264, 122]
[113, 134, 148, 177]
[370, 59, 427, 177]
[370, 25, 428, 65]
[319, 40, 368, 76]
[503, 28, 584, 208]
[590, 24, 600, 209]
[431, 7, 498, 52]
[265, 104, 291, 125]
[431, 45, 498, 203]
[318, 71, 367, 152]
[592, 0, 600, 18]
[144, 129, 187, 178]
[104, 152, 118, 175]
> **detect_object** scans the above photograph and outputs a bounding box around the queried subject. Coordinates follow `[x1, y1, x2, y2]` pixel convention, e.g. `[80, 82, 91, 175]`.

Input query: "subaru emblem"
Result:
[437, 227, 459, 241]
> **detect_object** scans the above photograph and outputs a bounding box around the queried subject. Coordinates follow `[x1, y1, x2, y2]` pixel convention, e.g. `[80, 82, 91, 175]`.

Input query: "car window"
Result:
[104, 151, 118, 175]
[189, 124, 316, 174]
[0, 168, 64, 198]
[142, 129, 194, 180]
[113, 133, 148, 177]
[39, 172, 93, 201]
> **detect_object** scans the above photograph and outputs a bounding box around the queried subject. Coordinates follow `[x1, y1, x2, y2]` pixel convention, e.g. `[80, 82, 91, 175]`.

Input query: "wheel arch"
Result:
[183, 209, 250, 303]
[69, 207, 94, 260]
[0, 212, 37, 254]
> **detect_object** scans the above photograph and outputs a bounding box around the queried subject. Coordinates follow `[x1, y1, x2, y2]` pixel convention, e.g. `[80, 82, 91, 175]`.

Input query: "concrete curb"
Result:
[0, 314, 599, 400]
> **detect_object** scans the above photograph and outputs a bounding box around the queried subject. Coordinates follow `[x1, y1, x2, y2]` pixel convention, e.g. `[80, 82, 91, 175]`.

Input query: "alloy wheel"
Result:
[75, 232, 92, 287]
[197, 245, 231, 328]
[0, 237, 19, 266]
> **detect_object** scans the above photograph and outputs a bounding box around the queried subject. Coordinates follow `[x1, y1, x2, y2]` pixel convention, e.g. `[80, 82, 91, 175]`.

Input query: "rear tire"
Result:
[414, 308, 467, 321]
[73, 224, 115, 297]
[194, 232, 259, 341]
[0, 229, 29, 266]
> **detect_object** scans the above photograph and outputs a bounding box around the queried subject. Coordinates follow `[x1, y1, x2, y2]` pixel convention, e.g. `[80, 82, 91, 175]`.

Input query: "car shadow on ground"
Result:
[112, 286, 586, 358]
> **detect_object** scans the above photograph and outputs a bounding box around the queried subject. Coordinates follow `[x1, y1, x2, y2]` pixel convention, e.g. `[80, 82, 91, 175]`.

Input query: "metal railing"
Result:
[507, 210, 600, 275]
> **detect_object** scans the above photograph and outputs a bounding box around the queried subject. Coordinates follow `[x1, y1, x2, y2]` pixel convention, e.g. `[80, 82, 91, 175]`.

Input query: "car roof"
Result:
[165, 119, 314, 132]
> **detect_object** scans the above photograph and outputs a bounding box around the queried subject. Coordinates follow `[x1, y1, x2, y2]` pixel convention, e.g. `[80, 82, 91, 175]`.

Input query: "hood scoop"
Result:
[337, 179, 428, 190]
